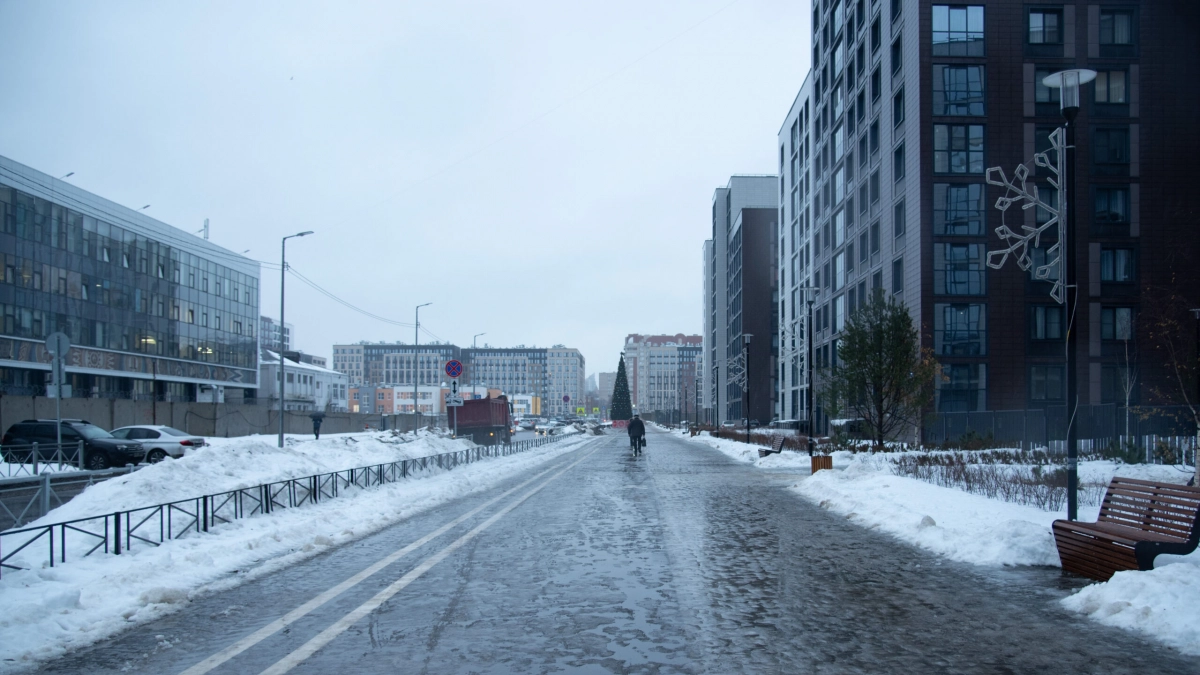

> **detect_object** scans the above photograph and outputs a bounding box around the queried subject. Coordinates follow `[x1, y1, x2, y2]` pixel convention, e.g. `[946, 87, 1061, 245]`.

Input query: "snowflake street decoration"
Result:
[985, 126, 1066, 303]
[778, 316, 807, 379]
[727, 352, 747, 389]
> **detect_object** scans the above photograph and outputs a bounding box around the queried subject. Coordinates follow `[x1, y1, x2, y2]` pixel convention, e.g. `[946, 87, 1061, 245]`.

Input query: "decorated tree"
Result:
[611, 355, 633, 421]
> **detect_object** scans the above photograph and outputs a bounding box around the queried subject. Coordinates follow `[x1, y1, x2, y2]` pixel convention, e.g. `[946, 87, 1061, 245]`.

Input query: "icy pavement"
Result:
[14, 429, 1196, 673]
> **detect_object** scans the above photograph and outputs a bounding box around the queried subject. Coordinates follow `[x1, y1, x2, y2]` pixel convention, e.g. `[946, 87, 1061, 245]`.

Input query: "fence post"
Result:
[113, 512, 121, 555]
[32, 442, 38, 475]
[202, 495, 209, 532]
[77, 440, 84, 470]
[41, 473, 51, 517]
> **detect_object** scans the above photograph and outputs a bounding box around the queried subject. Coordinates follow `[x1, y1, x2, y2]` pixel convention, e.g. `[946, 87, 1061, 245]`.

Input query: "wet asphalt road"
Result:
[34, 428, 1198, 674]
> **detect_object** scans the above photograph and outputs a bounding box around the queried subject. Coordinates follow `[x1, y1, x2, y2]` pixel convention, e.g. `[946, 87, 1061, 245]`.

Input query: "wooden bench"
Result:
[758, 437, 786, 458]
[1052, 477, 1200, 582]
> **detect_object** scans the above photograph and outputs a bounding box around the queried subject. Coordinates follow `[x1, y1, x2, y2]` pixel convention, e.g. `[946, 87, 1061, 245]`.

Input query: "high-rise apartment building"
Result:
[0, 155, 260, 402]
[462, 346, 548, 399]
[545, 346, 585, 418]
[705, 176, 779, 425]
[792, 0, 1199, 431]
[259, 316, 293, 353]
[622, 334, 702, 417]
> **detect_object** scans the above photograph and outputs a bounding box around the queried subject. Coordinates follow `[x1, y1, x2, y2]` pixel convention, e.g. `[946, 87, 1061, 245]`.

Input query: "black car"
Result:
[1, 419, 145, 470]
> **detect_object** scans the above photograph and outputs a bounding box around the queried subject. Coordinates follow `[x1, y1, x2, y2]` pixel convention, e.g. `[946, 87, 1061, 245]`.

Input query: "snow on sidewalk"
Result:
[0, 431, 592, 671]
[683, 431, 1200, 655]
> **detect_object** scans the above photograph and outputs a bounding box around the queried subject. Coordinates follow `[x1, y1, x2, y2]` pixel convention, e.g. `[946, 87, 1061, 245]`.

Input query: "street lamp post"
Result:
[794, 286, 820, 455]
[1191, 308, 1200, 486]
[279, 230, 313, 447]
[414, 302, 432, 431]
[743, 334, 753, 444]
[987, 69, 1093, 520]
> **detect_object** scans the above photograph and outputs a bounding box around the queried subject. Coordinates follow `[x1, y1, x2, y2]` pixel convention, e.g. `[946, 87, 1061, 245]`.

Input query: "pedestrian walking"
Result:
[627, 414, 646, 456]
[310, 413, 323, 440]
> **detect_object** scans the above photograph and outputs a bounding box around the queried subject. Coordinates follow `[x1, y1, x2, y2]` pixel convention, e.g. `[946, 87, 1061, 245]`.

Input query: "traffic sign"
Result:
[45, 332, 71, 357]
[562, 395, 570, 403]
[445, 395, 464, 407]
[444, 360, 463, 378]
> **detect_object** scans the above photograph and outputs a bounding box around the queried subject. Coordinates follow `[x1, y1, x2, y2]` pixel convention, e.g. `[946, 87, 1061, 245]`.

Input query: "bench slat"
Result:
[1101, 489, 1200, 513]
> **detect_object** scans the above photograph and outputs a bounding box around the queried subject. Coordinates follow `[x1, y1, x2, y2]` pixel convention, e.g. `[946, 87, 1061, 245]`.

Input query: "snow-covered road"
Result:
[14, 428, 1195, 674]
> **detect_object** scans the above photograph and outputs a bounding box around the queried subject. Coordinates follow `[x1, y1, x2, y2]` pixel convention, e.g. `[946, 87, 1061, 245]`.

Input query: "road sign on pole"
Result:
[45, 332, 71, 451]
[562, 395, 570, 403]
[444, 360, 463, 379]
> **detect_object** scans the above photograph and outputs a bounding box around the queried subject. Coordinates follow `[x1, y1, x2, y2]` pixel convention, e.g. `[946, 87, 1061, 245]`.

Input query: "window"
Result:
[834, 294, 846, 332]
[932, 5, 985, 56]
[933, 124, 984, 173]
[892, 257, 904, 294]
[893, 142, 905, 181]
[869, 170, 880, 203]
[859, 232, 869, 263]
[833, 85, 844, 120]
[893, 87, 905, 126]
[869, 120, 879, 155]
[871, 220, 880, 254]
[834, 252, 846, 290]
[935, 304, 986, 356]
[1094, 70, 1127, 104]
[1035, 68, 1060, 103]
[871, 67, 881, 101]
[833, 124, 844, 159]
[890, 35, 902, 74]
[834, 209, 846, 247]
[891, 0, 901, 20]
[1100, 248, 1134, 283]
[934, 243, 986, 295]
[1094, 128, 1130, 164]
[893, 199, 906, 237]
[932, 65, 985, 115]
[873, 270, 883, 291]
[1030, 365, 1064, 401]
[933, 183, 985, 235]
[1030, 305, 1063, 340]
[1101, 307, 1134, 341]
[940, 363, 987, 413]
[1099, 10, 1132, 45]
[1035, 185, 1059, 225]
[871, 16, 881, 53]
[1029, 9, 1062, 44]
[1094, 187, 1130, 224]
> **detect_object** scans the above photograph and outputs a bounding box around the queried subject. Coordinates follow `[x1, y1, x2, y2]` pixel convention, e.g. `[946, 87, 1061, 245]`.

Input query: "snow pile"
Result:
[1061, 561, 1200, 654]
[0, 432, 592, 670]
[686, 432, 845, 471]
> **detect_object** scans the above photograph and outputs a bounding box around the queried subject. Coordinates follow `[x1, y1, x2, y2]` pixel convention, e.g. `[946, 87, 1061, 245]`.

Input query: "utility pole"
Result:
[414, 303, 431, 432]
[279, 231, 313, 448]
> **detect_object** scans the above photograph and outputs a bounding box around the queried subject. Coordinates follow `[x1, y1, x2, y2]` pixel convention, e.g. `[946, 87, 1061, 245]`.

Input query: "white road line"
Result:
[258, 445, 601, 675]
[178, 449, 580, 675]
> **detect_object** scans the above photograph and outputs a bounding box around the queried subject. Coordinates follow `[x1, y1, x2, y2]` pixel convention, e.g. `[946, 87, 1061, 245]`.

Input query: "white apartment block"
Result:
[544, 346, 585, 418]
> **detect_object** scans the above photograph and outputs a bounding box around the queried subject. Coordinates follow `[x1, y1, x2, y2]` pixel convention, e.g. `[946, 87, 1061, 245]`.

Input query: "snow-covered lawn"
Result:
[683, 430, 1200, 656]
[0, 431, 592, 671]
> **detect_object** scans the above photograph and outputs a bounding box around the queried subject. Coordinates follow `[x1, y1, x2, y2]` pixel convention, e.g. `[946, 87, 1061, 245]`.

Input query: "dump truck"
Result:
[449, 396, 512, 446]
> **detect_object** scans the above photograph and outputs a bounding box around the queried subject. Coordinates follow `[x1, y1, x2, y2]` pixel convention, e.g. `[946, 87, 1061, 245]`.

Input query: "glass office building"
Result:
[0, 155, 260, 401]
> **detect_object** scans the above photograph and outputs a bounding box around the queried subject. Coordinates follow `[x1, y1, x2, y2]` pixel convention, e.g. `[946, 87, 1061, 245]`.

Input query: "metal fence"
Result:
[0, 467, 139, 531]
[1, 442, 88, 477]
[924, 405, 1199, 454]
[0, 433, 574, 578]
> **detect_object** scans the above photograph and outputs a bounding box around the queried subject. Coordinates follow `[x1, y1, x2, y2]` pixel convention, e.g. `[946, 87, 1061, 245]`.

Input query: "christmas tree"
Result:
[610, 355, 633, 421]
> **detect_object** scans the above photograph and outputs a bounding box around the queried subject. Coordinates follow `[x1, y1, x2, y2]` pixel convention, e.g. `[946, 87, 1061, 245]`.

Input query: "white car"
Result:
[110, 425, 207, 462]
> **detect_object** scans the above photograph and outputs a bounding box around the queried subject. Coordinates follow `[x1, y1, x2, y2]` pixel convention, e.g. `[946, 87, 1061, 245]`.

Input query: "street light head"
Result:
[297, 230, 314, 237]
[1043, 69, 1095, 116]
[60, 172, 74, 179]
[140, 205, 151, 210]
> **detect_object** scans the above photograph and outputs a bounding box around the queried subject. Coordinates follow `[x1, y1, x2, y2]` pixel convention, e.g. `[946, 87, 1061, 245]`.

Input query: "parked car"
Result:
[1, 419, 145, 470]
[720, 421, 738, 429]
[110, 425, 207, 462]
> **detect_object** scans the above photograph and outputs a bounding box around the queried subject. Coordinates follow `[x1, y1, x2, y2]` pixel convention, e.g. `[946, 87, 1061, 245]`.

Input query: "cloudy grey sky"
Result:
[0, 0, 810, 376]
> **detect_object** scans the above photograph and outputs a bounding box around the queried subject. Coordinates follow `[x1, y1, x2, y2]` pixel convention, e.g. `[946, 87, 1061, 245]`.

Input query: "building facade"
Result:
[462, 346, 548, 399]
[705, 176, 778, 425]
[0, 155, 260, 402]
[777, 75, 816, 423]
[622, 334, 702, 418]
[545, 346, 585, 418]
[792, 0, 1200, 431]
[260, 349, 348, 411]
[259, 316, 293, 353]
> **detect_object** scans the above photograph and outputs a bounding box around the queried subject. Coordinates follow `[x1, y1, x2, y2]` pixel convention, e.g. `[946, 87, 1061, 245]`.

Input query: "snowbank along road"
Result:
[29, 428, 1197, 674]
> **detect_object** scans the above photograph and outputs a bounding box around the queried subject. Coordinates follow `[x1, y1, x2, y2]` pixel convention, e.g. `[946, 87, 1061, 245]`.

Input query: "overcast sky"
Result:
[0, 0, 810, 377]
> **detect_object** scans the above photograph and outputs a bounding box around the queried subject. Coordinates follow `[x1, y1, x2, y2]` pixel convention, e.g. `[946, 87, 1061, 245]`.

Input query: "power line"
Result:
[287, 265, 415, 329]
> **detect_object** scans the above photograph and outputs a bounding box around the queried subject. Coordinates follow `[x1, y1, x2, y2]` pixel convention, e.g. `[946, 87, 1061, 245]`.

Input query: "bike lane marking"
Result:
[257, 443, 604, 675]
[178, 443, 592, 675]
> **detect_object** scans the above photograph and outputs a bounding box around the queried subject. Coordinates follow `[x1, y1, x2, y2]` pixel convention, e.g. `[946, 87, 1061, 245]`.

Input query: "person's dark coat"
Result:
[627, 418, 645, 437]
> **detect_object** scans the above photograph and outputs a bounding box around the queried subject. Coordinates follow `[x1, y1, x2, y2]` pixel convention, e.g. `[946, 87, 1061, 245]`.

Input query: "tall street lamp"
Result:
[1045, 68, 1095, 522]
[795, 286, 820, 455]
[414, 302, 432, 429]
[743, 333, 753, 444]
[279, 230, 313, 447]
[1191, 308, 1200, 486]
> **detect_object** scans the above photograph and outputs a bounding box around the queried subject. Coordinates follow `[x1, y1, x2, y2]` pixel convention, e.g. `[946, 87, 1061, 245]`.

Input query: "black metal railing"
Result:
[0, 434, 572, 578]
[1, 442, 88, 477]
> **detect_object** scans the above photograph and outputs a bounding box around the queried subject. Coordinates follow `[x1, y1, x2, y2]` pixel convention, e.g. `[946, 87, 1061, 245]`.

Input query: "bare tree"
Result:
[1141, 278, 1200, 482]
[817, 293, 941, 451]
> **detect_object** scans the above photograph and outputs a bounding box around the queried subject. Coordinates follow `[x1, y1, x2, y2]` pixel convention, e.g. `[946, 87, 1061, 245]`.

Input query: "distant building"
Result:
[260, 316, 293, 353]
[622, 334, 703, 418]
[260, 349, 348, 411]
[509, 394, 540, 417]
[545, 346, 585, 417]
[462, 346, 548, 398]
[704, 176, 778, 424]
